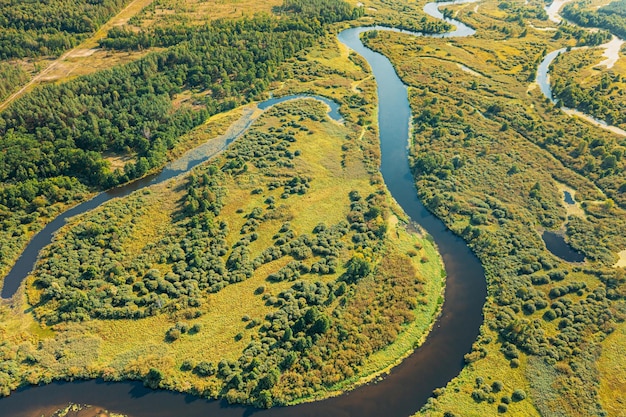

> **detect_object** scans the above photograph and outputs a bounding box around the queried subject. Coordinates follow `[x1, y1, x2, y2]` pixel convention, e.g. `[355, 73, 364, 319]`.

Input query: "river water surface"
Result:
[0, 2, 486, 416]
[536, 3, 626, 137]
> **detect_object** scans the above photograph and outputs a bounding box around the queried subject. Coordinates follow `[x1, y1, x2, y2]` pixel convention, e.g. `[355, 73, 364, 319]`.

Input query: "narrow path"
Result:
[351, 75, 373, 92]
[0, 0, 154, 113]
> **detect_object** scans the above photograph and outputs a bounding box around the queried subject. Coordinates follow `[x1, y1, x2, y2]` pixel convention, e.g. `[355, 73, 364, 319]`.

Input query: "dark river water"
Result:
[0, 2, 486, 416]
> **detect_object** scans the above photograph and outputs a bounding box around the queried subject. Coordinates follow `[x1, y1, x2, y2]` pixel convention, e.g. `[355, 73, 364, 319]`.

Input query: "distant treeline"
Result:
[0, 0, 129, 59]
[101, 0, 363, 50]
[562, 0, 626, 39]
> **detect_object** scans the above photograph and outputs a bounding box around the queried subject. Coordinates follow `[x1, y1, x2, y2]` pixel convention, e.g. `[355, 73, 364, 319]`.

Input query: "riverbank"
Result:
[355, 1, 626, 415]
[0, 23, 458, 414]
[0, 2, 489, 415]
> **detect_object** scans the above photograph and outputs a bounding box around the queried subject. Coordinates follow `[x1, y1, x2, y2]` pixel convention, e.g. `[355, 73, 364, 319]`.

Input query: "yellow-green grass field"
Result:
[598, 320, 626, 417]
[344, 1, 626, 415]
[2, 27, 447, 400]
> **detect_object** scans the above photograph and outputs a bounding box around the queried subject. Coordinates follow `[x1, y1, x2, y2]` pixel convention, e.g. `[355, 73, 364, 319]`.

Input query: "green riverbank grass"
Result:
[4, 29, 447, 403]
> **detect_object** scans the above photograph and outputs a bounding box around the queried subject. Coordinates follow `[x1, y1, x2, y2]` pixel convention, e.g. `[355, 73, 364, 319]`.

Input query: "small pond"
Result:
[542, 231, 585, 262]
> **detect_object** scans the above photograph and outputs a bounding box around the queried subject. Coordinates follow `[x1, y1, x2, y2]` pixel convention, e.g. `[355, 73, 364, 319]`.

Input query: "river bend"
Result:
[0, 2, 486, 416]
[536, 2, 626, 137]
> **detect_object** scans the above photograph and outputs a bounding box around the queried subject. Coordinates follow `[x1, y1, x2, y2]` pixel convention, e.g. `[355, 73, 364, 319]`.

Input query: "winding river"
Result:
[0, 94, 341, 299]
[0, 2, 487, 416]
[536, 3, 626, 137]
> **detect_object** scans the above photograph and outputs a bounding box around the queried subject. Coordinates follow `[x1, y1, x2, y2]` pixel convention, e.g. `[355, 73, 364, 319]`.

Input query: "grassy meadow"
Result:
[0, 15, 447, 407]
[353, 0, 626, 415]
[0, 0, 625, 414]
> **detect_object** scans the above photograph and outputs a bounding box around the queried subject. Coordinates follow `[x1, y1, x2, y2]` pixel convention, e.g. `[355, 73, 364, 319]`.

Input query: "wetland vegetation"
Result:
[0, 0, 625, 415]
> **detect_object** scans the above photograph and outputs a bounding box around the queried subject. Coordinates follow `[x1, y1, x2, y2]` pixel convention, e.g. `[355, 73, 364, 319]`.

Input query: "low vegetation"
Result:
[355, 0, 626, 415]
[0, 6, 446, 407]
[1, 0, 625, 414]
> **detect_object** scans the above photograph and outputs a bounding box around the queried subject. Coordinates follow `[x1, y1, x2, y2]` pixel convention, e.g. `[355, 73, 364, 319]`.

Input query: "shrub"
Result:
[180, 360, 193, 371]
[472, 389, 488, 402]
[512, 389, 527, 401]
[492, 380, 504, 392]
[543, 309, 557, 321]
[165, 328, 181, 342]
[193, 361, 216, 377]
[144, 368, 163, 389]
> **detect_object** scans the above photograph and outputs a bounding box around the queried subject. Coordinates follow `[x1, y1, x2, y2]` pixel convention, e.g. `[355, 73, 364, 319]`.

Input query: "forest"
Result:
[0, 0, 357, 281]
[0, 63, 28, 102]
[0, 0, 129, 59]
[562, 0, 626, 40]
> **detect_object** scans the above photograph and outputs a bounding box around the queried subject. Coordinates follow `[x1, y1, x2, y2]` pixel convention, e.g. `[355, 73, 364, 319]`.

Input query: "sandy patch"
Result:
[67, 49, 98, 58]
[104, 153, 136, 171]
[546, 0, 575, 23]
[457, 63, 483, 77]
[554, 181, 586, 218]
[351, 75, 373, 92]
[596, 36, 624, 70]
[615, 250, 626, 268]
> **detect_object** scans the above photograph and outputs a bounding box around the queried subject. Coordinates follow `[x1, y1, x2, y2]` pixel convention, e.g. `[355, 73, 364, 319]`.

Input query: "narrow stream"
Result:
[536, 1, 625, 262]
[536, 4, 626, 137]
[0, 2, 486, 417]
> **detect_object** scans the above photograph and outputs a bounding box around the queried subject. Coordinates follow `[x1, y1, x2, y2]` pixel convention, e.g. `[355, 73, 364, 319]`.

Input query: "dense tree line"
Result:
[0, 1, 354, 211]
[100, 0, 360, 51]
[0, 62, 28, 101]
[562, 0, 626, 39]
[275, 0, 364, 24]
[0, 0, 128, 59]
